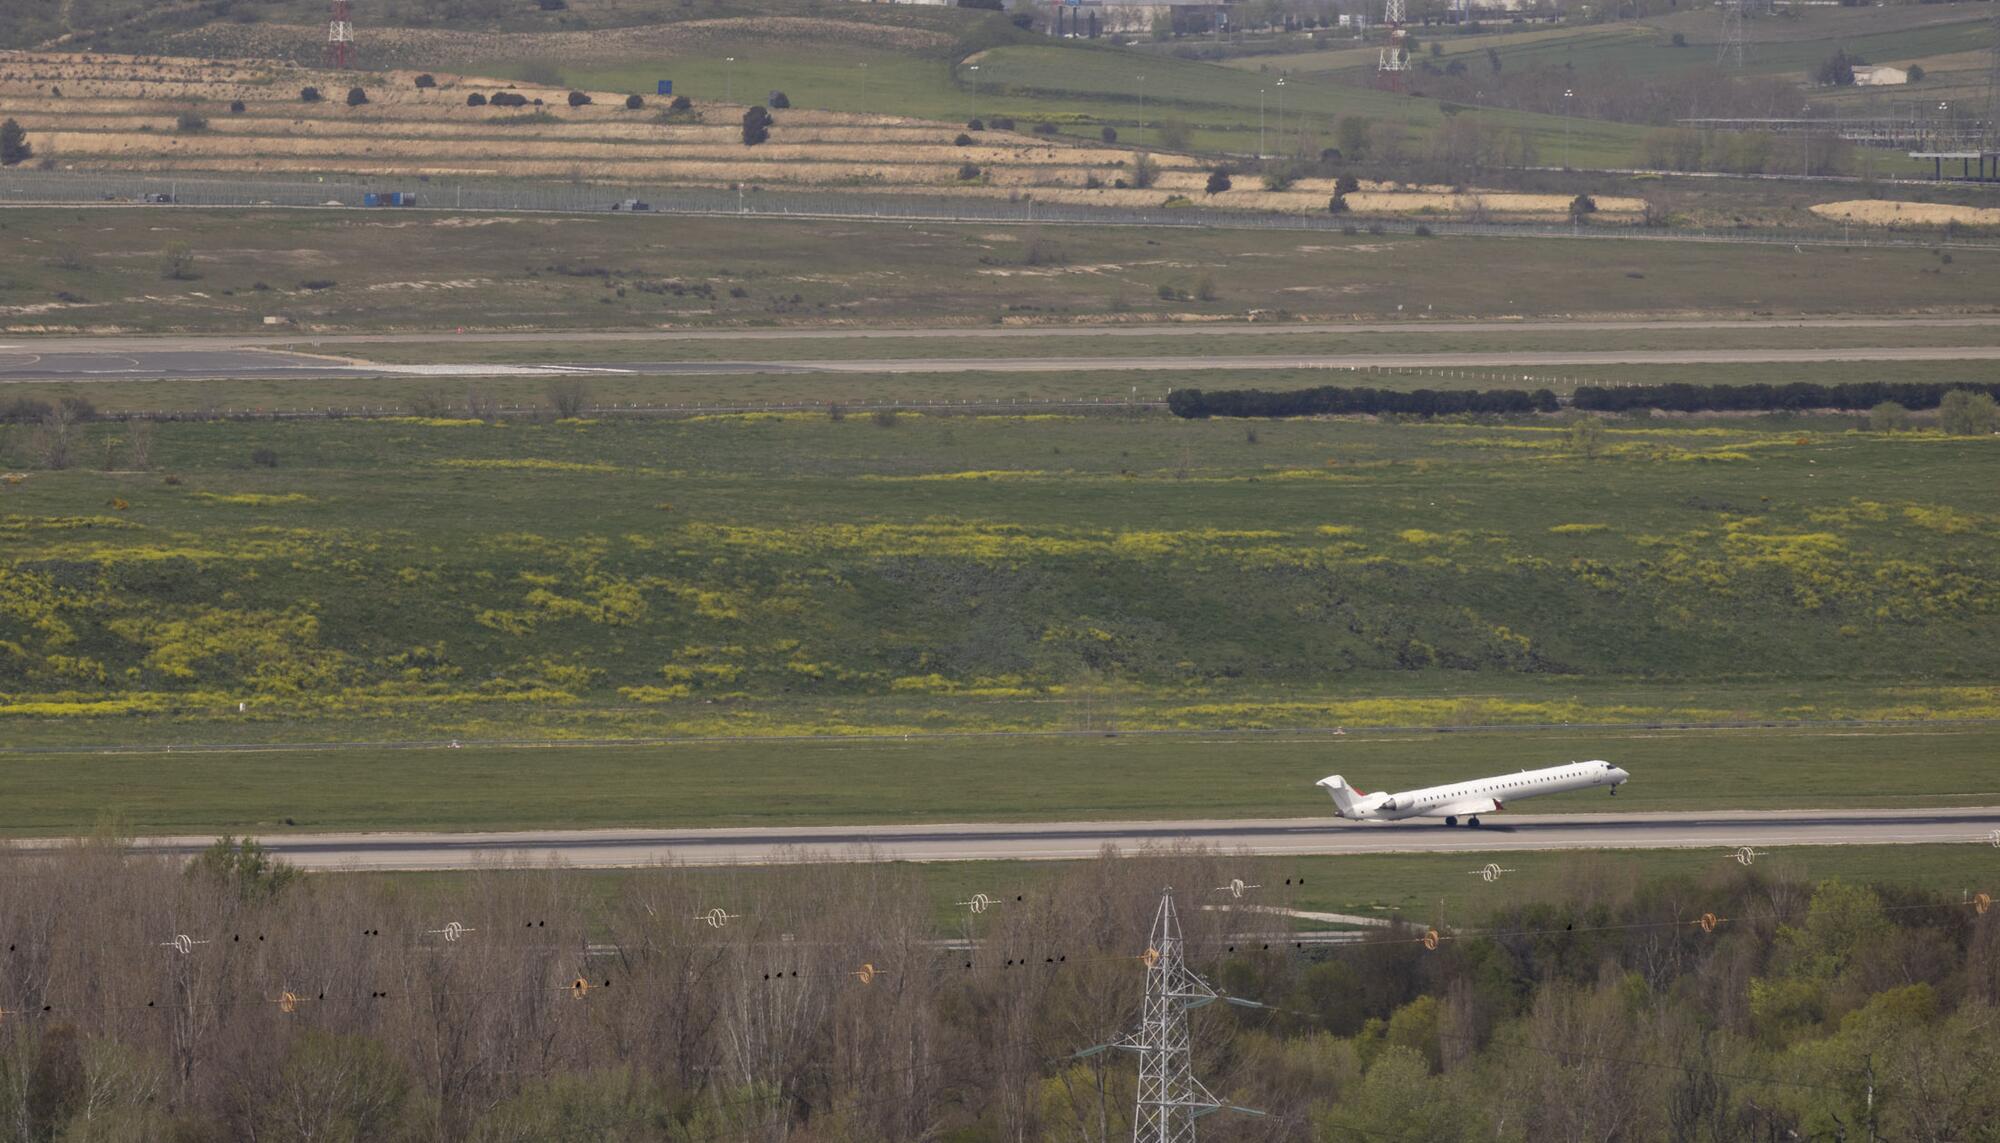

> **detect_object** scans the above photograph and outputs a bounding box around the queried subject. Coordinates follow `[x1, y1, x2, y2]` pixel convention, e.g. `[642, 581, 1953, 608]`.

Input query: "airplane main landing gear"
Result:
[1444, 816, 1458, 827]
[1467, 816, 1482, 828]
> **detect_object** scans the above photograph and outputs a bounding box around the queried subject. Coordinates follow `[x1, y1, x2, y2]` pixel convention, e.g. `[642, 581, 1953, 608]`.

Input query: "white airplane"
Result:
[1317, 760, 1629, 828]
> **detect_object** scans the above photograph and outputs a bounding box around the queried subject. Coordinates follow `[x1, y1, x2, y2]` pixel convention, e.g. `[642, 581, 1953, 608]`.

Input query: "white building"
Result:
[1852, 65, 1909, 87]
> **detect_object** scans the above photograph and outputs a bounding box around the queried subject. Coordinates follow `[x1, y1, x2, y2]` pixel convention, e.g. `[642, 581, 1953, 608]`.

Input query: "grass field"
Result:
[5, 725, 2000, 836]
[3, 208, 1995, 336]
[0, 405, 1993, 833]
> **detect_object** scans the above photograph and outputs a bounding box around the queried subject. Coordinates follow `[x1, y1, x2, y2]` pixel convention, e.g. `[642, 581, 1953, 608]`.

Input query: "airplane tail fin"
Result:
[1317, 775, 1363, 819]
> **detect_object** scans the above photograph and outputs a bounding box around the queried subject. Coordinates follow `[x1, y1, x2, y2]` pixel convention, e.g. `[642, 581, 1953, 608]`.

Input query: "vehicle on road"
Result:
[610, 199, 653, 212]
[1318, 760, 1628, 827]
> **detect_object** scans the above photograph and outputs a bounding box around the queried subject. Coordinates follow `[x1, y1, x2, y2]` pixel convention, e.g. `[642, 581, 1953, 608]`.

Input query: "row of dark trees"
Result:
[1169, 386, 1560, 419]
[1169, 380, 2000, 419]
[1574, 379, 2000, 414]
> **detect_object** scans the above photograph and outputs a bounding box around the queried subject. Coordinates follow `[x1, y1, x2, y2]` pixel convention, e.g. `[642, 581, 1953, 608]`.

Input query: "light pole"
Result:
[1276, 75, 1287, 156]
[1259, 87, 1266, 157]
[724, 56, 736, 104]
[965, 63, 979, 125]
[1560, 86, 1576, 170]
[1137, 73, 1146, 135]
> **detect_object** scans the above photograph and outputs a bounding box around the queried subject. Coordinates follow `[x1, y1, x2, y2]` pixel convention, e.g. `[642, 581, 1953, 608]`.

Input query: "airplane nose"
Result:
[1612, 768, 1630, 784]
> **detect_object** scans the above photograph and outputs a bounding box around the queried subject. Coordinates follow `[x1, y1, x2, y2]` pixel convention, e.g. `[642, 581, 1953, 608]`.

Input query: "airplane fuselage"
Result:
[1318, 760, 1628, 825]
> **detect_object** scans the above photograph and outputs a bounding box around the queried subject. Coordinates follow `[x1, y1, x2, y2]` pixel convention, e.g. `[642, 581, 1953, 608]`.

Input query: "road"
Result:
[17, 807, 1994, 871]
[4, 345, 1999, 383]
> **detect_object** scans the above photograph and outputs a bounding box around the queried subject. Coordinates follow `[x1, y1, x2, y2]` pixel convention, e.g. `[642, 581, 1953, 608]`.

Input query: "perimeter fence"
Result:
[5, 169, 1995, 251]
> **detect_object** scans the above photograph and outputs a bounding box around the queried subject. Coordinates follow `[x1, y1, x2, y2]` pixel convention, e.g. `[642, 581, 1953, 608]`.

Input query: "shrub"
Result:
[490, 92, 529, 108]
[1032, 122, 1058, 136]
[989, 116, 1016, 131]
[872, 408, 899, 428]
[414, 74, 437, 89]
[741, 105, 772, 146]
[159, 242, 197, 281]
[251, 448, 279, 468]
[966, 118, 984, 131]
[299, 279, 336, 290]
[466, 92, 488, 107]
[1261, 168, 1295, 191]
[228, 99, 246, 114]
[1100, 126, 1117, 144]
[957, 162, 982, 181]
[1570, 193, 1598, 220]
[1413, 223, 1433, 236]
[954, 133, 975, 146]
[300, 87, 322, 103]
[624, 93, 644, 110]
[1671, 32, 1687, 47]
[346, 86, 369, 107]
[1334, 173, 1360, 196]
[1205, 167, 1232, 194]
[767, 91, 790, 109]
[670, 94, 692, 112]
[567, 90, 592, 107]
[1129, 152, 1158, 189]
[1157, 118, 1192, 148]
[174, 110, 208, 133]
[1328, 193, 1349, 213]
[0, 119, 30, 166]
[1868, 401, 1911, 433]
[1195, 276, 1217, 302]
[1907, 64, 1925, 82]
[547, 379, 590, 418]
[1939, 389, 1999, 435]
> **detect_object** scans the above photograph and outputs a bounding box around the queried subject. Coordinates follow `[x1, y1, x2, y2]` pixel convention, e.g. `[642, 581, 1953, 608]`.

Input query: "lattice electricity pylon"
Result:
[1127, 888, 1221, 1143]
[1716, 0, 1746, 70]
[326, 0, 355, 70]
[1377, 0, 1410, 85]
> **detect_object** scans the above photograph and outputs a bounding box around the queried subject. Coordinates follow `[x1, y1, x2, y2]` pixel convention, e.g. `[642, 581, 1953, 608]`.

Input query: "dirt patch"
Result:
[1810, 200, 2000, 228]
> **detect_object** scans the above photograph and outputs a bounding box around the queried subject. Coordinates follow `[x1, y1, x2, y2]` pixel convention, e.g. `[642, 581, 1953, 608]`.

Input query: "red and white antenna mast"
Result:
[1376, 0, 1410, 91]
[326, 0, 355, 70]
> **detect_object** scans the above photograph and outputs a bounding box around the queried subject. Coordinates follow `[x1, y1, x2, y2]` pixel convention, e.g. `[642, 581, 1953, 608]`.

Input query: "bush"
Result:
[159, 242, 197, 281]
[989, 116, 1016, 131]
[175, 110, 208, 133]
[490, 92, 529, 108]
[1868, 401, 1911, 433]
[299, 279, 336, 291]
[1569, 193, 1598, 220]
[670, 94, 692, 112]
[954, 133, 975, 146]
[1100, 126, 1117, 144]
[624, 93, 644, 110]
[767, 91, 790, 109]
[346, 86, 369, 107]
[466, 92, 488, 107]
[300, 87, 322, 103]
[1261, 167, 1295, 191]
[1907, 64, 1925, 82]
[251, 448, 279, 468]
[1157, 118, 1192, 149]
[957, 162, 982, 181]
[1032, 122, 1059, 136]
[1573, 380, 2000, 416]
[547, 379, 590, 418]
[1328, 193, 1349, 214]
[1130, 153, 1159, 189]
[1413, 223, 1433, 236]
[0, 119, 31, 166]
[228, 100, 246, 114]
[1938, 389, 1999, 435]
[1334, 173, 1360, 196]
[1204, 167, 1232, 194]
[967, 118, 984, 131]
[741, 105, 772, 146]
[872, 408, 899, 428]
[1170, 385, 1561, 419]
[567, 90, 592, 107]
[414, 74, 437, 89]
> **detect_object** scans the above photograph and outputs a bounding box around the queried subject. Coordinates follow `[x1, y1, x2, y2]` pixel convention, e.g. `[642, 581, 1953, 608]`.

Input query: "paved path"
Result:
[4, 345, 1998, 383]
[13, 808, 1994, 871]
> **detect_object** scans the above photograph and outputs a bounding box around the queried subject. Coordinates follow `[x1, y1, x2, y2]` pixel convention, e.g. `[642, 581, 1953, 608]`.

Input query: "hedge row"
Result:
[1167, 386, 1559, 419]
[1572, 380, 2000, 413]
[1167, 380, 2000, 419]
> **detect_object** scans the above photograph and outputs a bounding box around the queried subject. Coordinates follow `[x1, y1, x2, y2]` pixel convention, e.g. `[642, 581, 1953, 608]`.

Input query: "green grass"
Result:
[5, 208, 1995, 335]
[0, 409, 1995, 836]
[6, 725, 2000, 836]
[352, 843, 2000, 934]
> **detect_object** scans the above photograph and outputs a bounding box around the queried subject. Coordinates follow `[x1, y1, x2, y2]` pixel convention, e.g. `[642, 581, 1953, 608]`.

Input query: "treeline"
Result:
[1168, 386, 1559, 419]
[1168, 380, 2000, 419]
[1573, 379, 2000, 414]
[1, 842, 1995, 1141]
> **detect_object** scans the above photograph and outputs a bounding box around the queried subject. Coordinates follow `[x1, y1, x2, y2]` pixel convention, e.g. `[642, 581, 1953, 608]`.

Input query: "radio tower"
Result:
[1128, 890, 1220, 1143]
[1716, 0, 1746, 70]
[326, 0, 355, 70]
[1376, 0, 1410, 90]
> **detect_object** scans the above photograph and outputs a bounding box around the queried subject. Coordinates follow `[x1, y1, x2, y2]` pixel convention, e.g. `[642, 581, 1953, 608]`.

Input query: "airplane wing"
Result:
[1424, 797, 1498, 818]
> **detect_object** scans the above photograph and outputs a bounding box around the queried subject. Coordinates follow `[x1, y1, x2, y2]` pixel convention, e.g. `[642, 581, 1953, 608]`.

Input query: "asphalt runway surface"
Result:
[4, 344, 2000, 382]
[17, 807, 1995, 871]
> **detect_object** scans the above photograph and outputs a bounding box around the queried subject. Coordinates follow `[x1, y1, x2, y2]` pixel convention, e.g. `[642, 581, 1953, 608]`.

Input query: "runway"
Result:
[18, 807, 1995, 871]
[3, 345, 1998, 382]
